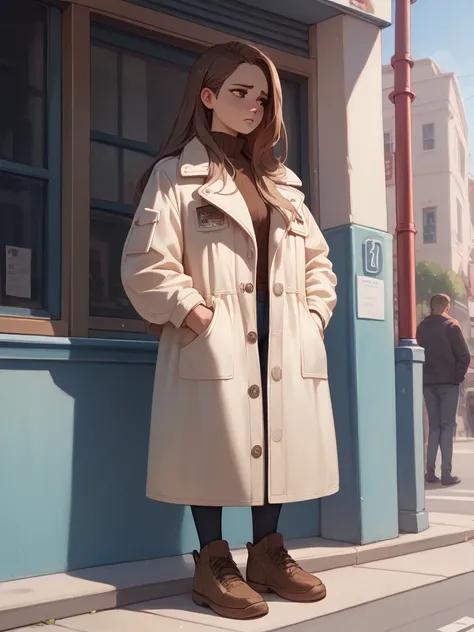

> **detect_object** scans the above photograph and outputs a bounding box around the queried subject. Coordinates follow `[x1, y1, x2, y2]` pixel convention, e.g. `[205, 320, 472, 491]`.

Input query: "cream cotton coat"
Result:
[121, 137, 339, 506]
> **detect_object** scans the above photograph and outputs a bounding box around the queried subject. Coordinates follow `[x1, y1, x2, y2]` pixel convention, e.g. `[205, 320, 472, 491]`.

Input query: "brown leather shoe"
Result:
[246, 533, 327, 603]
[192, 540, 269, 619]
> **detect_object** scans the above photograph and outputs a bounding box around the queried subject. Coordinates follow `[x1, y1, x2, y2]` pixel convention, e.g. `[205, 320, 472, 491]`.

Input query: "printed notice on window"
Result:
[356, 276, 385, 321]
[6, 246, 32, 299]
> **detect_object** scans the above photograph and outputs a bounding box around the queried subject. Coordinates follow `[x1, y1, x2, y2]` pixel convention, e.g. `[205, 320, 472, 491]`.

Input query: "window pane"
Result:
[121, 52, 189, 148]
[91, 141, 119, 202]
[422, 123, 434, 139]
[423, 208, 436, 244]
[0, 0, 46, 168]
[0, 172, 45, 309]
[281, 79, 301, 175]
[457, 200, 463, 243]
[123, 150, 153, 205]
[90, 210, 136, 319]
[91, 44, 119, 136]
[121, 53, 148, 144]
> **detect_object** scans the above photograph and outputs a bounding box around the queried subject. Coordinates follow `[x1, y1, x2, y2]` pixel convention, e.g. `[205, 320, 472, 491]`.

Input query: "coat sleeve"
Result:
[447, 321, 471, 383]
[121, 164, 205, 328]
[304, 208, 337, 329]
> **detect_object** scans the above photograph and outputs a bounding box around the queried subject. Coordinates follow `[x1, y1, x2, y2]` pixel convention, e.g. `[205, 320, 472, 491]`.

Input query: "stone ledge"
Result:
[1, 514, 473, 632]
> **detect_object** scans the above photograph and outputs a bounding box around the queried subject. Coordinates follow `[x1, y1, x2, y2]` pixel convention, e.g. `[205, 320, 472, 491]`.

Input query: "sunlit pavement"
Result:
[425, 440, 474, 516]
[14, 538, 474, 632]
[12, 443, 474, 632]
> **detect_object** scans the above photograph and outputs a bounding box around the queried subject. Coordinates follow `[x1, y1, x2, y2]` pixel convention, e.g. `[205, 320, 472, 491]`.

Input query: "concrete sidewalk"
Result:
[2, 513, 474, 632]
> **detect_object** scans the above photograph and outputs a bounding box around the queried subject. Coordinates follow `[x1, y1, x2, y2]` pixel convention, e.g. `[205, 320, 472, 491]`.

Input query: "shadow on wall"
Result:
[0, 338, 321, 583]
[48, 346, 188, 575]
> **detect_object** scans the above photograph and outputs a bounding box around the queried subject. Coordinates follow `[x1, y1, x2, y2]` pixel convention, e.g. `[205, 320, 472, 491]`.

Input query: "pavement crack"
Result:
[355, 565, 448, 578]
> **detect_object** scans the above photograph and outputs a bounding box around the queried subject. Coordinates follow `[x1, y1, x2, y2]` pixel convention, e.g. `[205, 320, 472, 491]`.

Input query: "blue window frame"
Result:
[0, 0, 62, 320]
[89, 25, 310, 325]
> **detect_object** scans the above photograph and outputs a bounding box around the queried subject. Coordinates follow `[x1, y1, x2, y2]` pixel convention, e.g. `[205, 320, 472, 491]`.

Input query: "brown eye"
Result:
[230, 89, 247, 98]
[258, 97, 268, 107]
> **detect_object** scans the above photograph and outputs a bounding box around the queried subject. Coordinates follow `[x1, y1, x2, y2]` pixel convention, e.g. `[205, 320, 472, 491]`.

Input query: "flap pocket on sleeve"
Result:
[126, 208, 160, 255]
[289, 214, 309, 238]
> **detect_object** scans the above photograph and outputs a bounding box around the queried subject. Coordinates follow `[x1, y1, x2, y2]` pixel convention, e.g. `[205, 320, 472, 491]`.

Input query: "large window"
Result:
[0, 0, 61, 322]
[89, 26, 309, 334]
[0, 8, 310, 337]
[422, 206, 437, 244]
[89, 28, 195, 326]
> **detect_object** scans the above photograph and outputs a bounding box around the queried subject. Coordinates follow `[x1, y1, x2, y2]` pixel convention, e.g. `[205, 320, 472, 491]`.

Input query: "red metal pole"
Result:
[389, 0, 417, 341]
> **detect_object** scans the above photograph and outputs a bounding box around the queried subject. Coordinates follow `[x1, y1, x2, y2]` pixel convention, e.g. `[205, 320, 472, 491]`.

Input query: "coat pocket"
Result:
[298, 296, 328, 379]
[178, 297, 234, 380]
[124, 208, 160, 255]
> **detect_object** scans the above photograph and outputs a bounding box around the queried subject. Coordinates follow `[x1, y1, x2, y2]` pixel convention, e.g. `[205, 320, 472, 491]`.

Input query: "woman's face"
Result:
[201, 63, 269, 136]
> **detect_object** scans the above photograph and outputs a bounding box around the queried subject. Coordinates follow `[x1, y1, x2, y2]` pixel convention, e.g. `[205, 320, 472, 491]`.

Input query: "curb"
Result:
[1, 520, 473, 631]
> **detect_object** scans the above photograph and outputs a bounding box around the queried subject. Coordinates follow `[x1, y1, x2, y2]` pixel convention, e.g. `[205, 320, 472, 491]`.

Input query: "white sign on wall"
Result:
[357, 276, 385, 321]
[322, 0, 391, 24]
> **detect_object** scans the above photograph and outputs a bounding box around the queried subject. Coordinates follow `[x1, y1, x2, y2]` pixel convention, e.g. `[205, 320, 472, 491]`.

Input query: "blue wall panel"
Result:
[0, 339, 319, 581]
[0, 224, 400, 580]
[321, 224, 399, 544]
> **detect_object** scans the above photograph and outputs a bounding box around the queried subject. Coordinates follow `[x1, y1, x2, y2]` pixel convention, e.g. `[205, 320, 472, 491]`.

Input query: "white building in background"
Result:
[383, 59, 471, 290]
[384, 58, 474, 438]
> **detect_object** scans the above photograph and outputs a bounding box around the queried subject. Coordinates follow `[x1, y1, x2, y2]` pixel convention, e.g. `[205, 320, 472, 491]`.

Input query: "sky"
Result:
[381, 0, 474, 172]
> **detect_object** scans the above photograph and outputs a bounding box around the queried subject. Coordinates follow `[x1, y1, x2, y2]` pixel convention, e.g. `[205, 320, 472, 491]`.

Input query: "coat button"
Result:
[251, 445, 263, 459]
[271, 366, 282, 381]
[245, 283, 254, 294]
[272, 429, 283, 442]
[248, 384, 260, 398]
[273, 283, 284, 296]
[247, 331, 258, 344]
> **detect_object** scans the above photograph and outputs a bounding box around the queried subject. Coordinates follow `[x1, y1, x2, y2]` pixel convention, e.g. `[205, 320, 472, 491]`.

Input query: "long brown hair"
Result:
[135, 41, 296, 214]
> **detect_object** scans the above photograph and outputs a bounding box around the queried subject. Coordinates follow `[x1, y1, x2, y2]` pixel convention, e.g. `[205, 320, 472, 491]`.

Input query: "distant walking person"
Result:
[417, 294, 471, 486]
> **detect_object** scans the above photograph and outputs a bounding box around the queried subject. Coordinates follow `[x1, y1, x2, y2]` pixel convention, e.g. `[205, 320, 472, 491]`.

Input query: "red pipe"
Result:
[389, 0, 417, 341]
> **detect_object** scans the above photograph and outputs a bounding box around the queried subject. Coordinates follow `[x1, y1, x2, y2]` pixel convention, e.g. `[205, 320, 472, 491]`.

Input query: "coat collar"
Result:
[178, 137, 306, 243]
[179, 136, 303, 187]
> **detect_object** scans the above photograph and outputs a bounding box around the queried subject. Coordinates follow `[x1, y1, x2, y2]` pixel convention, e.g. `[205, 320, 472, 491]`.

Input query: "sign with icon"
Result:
[363, 239, 384, 276]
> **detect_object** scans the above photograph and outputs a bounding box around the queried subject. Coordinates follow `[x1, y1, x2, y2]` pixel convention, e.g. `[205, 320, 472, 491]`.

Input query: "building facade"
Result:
[384, 59, 473, 436]
[383, 59, 471, 306]
[0, 0, 400, 589]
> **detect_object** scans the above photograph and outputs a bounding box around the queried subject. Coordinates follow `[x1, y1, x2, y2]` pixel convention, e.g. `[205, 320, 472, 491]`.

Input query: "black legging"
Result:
[191, 503, 282, 549]
[191, 290, 282, 549]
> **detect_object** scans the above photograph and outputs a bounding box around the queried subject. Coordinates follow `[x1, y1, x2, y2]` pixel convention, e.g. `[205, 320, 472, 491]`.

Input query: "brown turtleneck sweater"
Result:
[212, 132, 270, 290]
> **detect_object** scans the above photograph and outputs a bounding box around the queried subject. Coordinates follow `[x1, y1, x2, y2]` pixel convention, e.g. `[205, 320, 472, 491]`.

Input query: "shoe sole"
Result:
[442, 480, 461, 486]
[247, 579, 327, 603]
[192, 591, 269, 619]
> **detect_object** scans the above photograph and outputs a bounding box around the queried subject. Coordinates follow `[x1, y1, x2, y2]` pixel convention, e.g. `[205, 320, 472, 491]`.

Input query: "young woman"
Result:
[121, 40, 339, 620]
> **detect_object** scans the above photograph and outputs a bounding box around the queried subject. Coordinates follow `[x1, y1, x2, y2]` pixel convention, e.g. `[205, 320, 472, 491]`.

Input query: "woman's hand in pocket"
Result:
[185, 304, 214, 336]
[310, 311, 325, 339]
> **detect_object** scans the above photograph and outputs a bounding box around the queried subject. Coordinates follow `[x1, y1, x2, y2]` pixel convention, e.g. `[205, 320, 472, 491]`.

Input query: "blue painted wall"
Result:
[0, 223, 400, 581]
[321, 224, 399, 545]
[0, 338, 319, 582]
